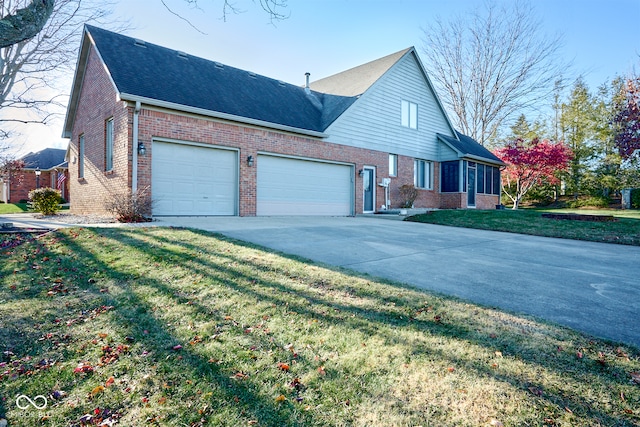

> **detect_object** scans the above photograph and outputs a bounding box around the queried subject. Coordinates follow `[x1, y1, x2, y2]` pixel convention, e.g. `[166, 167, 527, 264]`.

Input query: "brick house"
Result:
[62, 26, 503, 216]
[1, 148, 69, 203]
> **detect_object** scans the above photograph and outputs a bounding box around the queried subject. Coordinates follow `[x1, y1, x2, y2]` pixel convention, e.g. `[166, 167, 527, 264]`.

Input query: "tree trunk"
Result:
[0, 0, 55, 48]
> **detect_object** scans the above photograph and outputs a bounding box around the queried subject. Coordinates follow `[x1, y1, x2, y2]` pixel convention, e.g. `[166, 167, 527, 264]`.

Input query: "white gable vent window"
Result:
[401, 100, 418, 129]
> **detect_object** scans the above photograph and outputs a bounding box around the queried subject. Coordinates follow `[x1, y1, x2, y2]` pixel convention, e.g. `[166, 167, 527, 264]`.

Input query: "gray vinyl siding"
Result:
[324, 52, 455, 161]
[438, 141, 460, 162]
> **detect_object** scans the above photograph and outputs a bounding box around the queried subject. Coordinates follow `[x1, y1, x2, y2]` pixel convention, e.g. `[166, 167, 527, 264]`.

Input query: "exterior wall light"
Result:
[247, 155, 254, 167]
[35, 167, 41, 188]
[138, 142, 146, 156]
[358, 169, 364, 177]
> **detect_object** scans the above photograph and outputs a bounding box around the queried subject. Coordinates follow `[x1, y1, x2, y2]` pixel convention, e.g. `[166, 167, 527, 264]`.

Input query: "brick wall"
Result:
[68, 46, 130, 215]
[137, 109, 396, 216]
[68, 44, 498, 216]
[8, 170, 69, 203]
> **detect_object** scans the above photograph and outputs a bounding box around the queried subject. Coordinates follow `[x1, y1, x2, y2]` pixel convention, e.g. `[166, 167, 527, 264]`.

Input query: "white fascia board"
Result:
[120, 93, 329, 139]
[410, 49, 459, 139]
[464, 154, 505, 166]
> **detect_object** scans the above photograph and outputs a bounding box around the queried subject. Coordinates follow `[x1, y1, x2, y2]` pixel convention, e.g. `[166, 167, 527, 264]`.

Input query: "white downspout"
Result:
[132, 101, 141, 192]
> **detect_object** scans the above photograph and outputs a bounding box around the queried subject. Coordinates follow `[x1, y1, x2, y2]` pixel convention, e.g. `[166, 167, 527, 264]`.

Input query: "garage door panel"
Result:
[257, 155, 352, 216]
[152, 142, 237, 216]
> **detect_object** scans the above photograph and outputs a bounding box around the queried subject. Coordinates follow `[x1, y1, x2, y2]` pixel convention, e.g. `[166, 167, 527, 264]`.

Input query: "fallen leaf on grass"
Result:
[172, 345, 183, 351]
[158, 397, 167, 405]
[91, 385, 104, 396]
[275, 394, 286, 403]
[74, 362, 94, 374]
[232, 371, 248, 380]
[105, 376, 115, 387]
[277, 362, 290, 372]
[489, 419, 504, 427]
[317, 366, 326, 376]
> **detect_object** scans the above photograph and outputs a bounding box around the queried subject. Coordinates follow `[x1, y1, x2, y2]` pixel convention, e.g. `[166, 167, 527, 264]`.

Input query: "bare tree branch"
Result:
[1, 0, 125, 144]
[0, 0, 55, 48]
[421, 0, 566, 146]
[160, 0, 288, 31]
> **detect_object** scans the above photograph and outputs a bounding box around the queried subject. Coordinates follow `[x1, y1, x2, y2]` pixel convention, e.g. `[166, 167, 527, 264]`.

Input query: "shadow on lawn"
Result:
[138, 228, 639, 424]
[1, 226, 638, 426]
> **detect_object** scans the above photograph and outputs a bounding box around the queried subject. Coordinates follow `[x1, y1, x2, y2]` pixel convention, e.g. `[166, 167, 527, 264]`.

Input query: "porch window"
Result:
[440, 160, 459, 192]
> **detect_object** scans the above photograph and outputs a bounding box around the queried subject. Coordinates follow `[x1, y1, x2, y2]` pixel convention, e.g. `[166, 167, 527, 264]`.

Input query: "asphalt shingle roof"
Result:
[86, 25, 356, 133]
[20, 148, 68, 170]
[309, 48, 411, 96]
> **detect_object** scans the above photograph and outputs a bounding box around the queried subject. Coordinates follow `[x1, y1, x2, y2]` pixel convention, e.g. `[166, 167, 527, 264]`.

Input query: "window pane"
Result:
[485, 165, 492, 194]
[441, 161, 459, 192]
[409, 102, 417, 129]
[477, 164, 485, 194]
[106, 118, 114, 171]
[389, 154, 397, 176]
[79, 135, 85, 178]
[401, 101, 409, 127]
[492, 167, 501, 195]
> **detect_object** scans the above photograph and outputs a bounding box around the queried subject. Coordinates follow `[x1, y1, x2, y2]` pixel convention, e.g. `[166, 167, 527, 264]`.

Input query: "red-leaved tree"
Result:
[494, 138, 573, 209]
[613, 76, 640, 159]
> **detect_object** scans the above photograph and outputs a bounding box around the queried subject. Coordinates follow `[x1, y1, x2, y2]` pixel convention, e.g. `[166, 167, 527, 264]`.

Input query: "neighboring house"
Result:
[62, 25, 503, 217]
[1, 148, 69, 203]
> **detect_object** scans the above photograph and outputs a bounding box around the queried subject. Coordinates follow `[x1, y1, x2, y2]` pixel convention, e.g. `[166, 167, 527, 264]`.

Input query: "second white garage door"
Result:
[152, 141, 237, 216]
[257, 155, 353, 216]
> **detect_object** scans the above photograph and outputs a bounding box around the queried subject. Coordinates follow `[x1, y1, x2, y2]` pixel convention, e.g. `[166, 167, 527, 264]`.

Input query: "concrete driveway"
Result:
[3, 213, 638, 348]
[154, 215, 640, 349]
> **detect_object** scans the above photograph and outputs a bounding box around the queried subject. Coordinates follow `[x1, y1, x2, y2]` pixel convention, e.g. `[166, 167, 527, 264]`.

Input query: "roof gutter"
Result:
[120, 93, 329, 139]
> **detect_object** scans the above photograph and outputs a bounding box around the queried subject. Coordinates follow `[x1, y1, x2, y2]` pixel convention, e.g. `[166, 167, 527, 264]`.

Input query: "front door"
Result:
[363, 167, 375, 213]
[467, 162, 476, 207]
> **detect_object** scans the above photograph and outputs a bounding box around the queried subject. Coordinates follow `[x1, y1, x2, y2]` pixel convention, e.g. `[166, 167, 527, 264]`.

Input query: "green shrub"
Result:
[28, 187, 62, 215]
[566, 196, 610, 209]
[631, 189, 640, 209]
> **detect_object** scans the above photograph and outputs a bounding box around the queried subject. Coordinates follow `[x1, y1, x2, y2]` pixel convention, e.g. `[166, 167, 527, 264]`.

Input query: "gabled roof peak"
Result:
[309, 47, 414, 97]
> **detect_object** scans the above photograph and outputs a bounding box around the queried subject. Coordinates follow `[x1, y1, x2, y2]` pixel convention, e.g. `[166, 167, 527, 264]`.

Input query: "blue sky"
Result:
[12, 0, 640, 154]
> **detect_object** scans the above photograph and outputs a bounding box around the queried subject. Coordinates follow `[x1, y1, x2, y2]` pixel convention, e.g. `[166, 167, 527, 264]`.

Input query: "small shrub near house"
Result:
[28, 187, 61, 215]
[399, 184, 418, 208]
[105, 186, 153, 222]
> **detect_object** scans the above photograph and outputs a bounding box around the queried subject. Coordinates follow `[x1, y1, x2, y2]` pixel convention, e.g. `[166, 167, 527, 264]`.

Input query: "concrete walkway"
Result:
[2, 213, 639, 348]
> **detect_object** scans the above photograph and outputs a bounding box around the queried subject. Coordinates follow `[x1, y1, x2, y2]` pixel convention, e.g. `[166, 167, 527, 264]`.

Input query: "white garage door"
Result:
[257, 155, 353, 216]
[152, 141, 237, 216]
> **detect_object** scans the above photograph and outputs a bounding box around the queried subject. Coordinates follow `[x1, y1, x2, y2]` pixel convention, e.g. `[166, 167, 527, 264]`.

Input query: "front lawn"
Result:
[407, 208, 640, 245]
[0, 202, 29, 214]
[1, 227, 638, 426]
